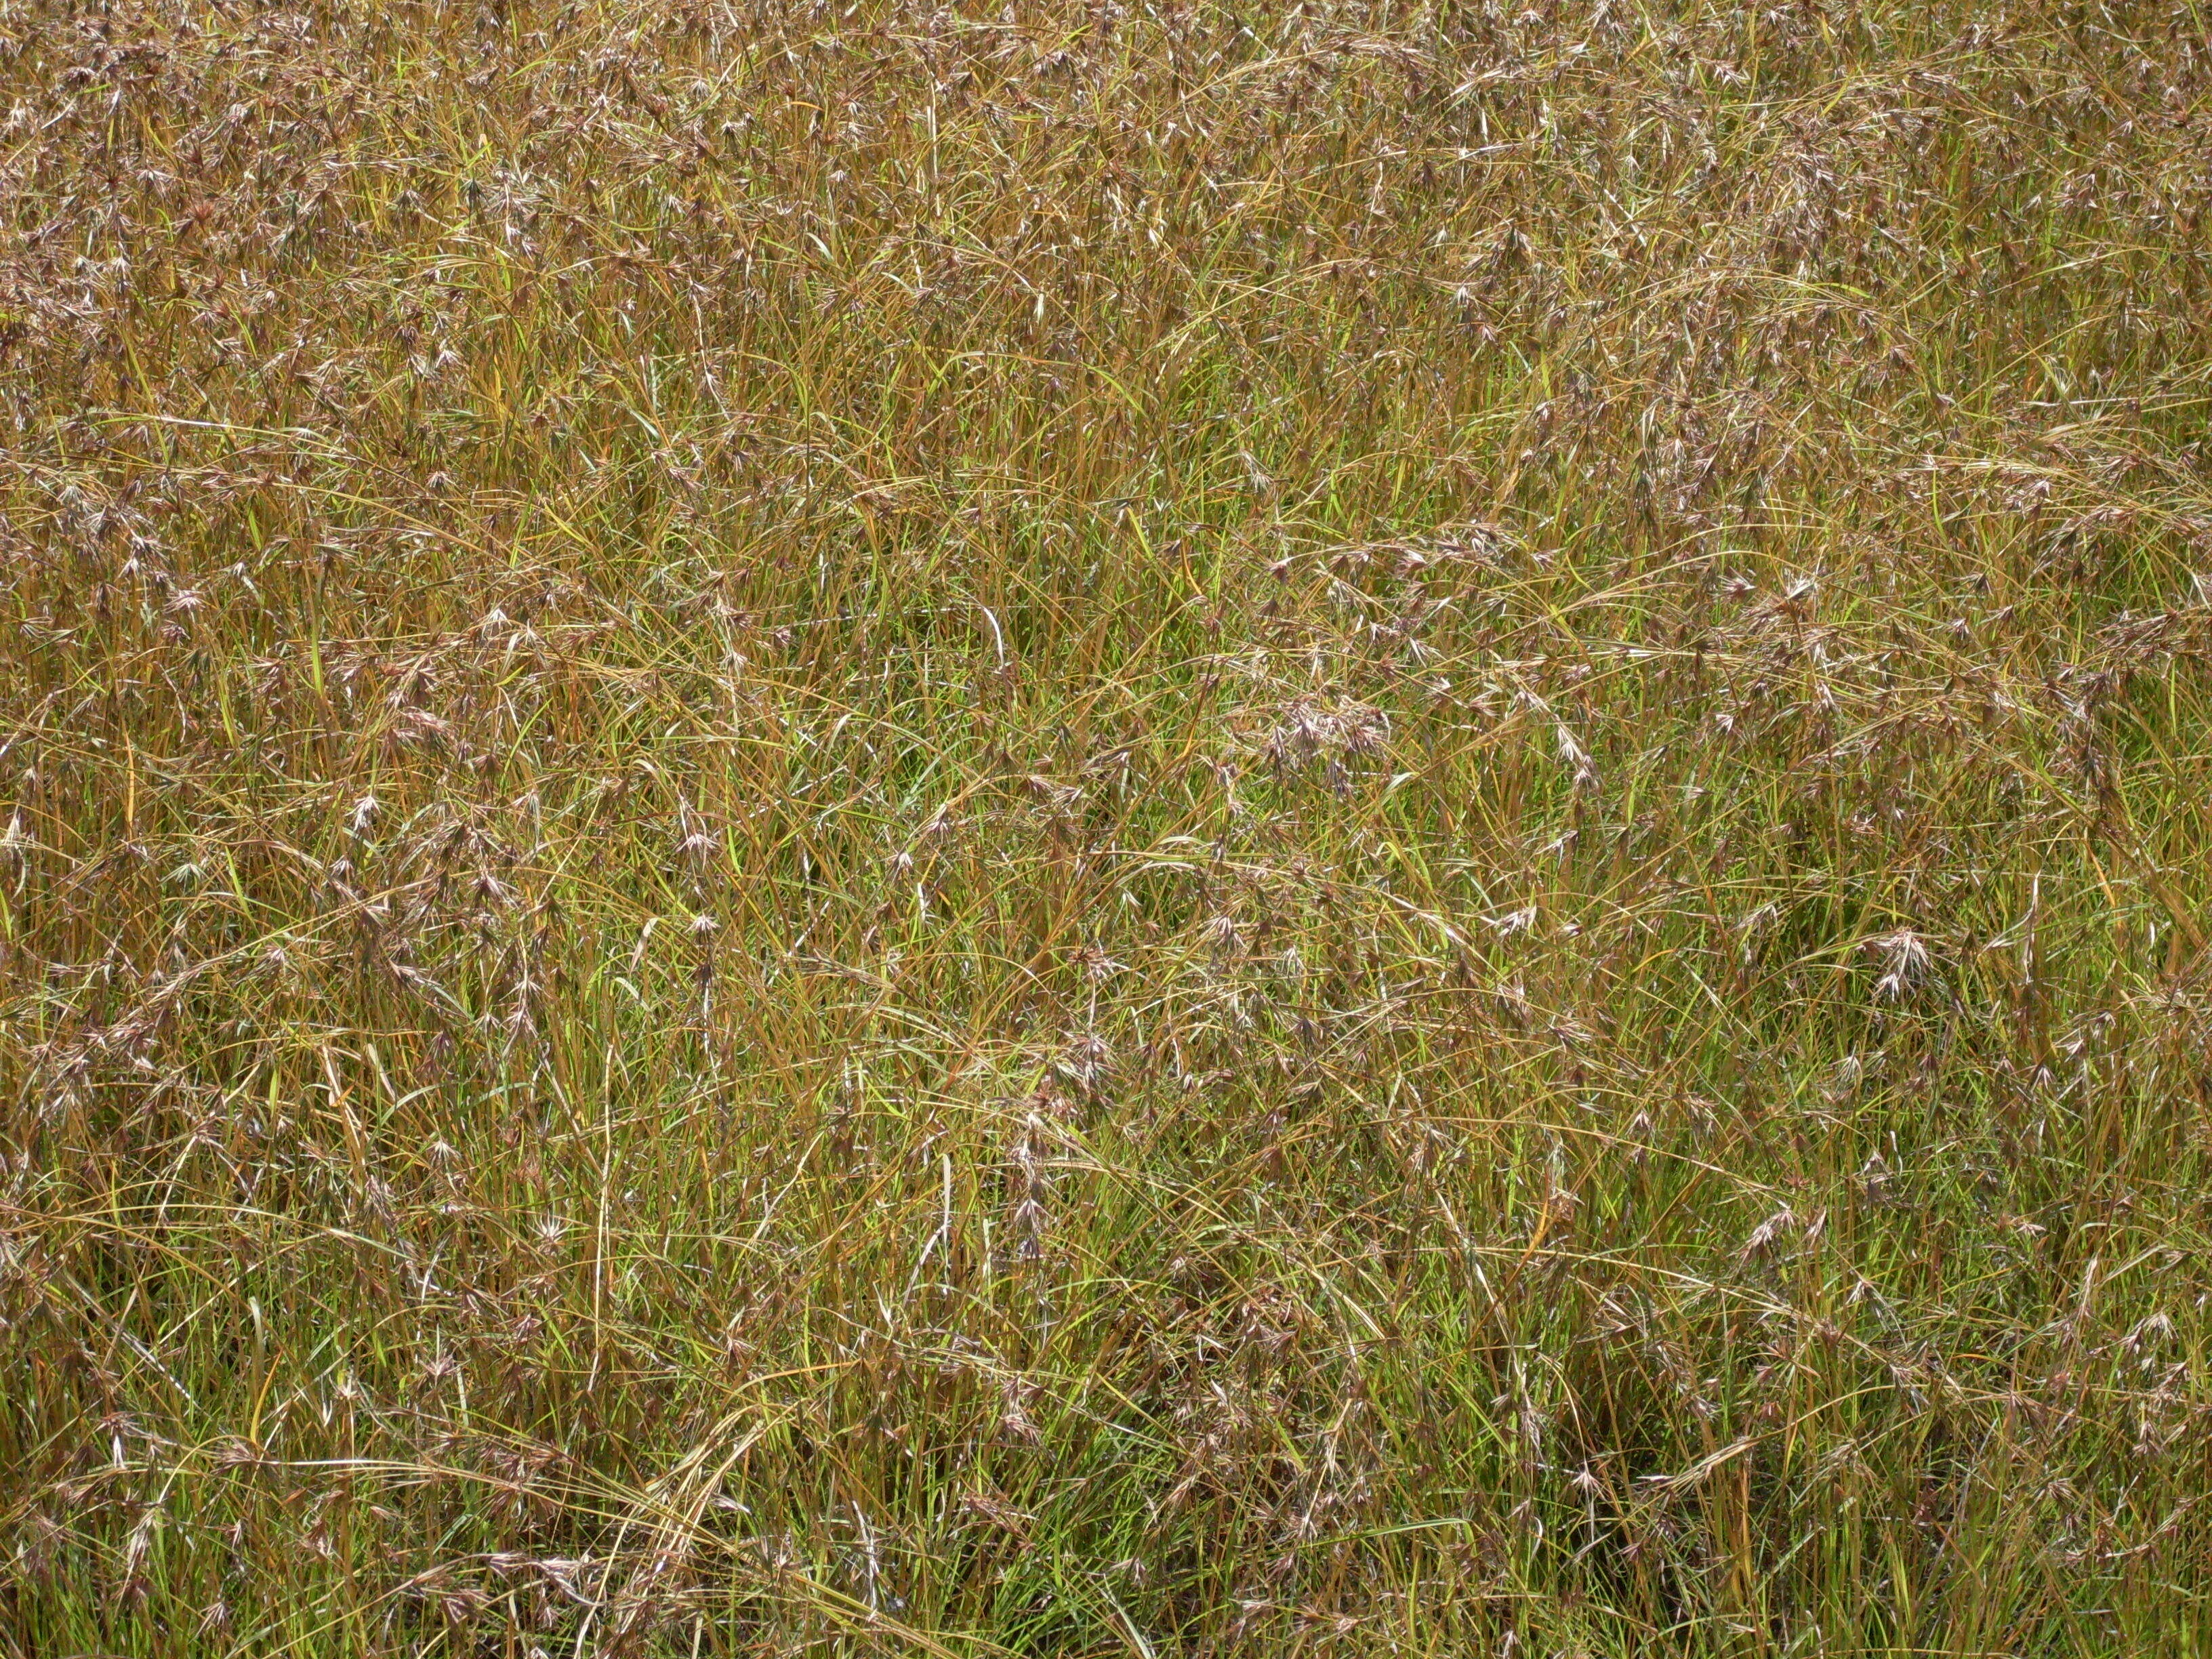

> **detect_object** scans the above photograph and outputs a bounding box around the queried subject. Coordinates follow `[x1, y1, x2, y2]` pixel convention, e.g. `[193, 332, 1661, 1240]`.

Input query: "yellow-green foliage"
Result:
[4, 1, 2212, 1653]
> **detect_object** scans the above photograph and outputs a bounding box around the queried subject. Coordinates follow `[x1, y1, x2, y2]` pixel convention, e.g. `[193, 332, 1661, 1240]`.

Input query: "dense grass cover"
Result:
[3, 1, 2211, 1652]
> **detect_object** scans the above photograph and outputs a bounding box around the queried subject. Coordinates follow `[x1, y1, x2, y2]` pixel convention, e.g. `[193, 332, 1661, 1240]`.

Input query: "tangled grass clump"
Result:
[3, 1, 2212, 1653]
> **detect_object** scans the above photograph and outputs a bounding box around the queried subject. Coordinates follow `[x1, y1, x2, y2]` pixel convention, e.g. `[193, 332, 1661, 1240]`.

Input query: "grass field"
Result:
[4, 1, 2212, 1652]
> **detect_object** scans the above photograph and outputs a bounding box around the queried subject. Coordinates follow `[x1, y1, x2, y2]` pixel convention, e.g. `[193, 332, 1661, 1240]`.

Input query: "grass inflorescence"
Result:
[3, 1, 2212, 1653]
